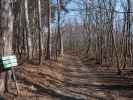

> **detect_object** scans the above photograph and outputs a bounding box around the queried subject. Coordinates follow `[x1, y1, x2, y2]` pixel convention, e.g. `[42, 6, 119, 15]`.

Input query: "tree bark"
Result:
[38, 0, 43, 64]
[0, 0, 14, 92]
[24, 0, 32, 60]
[57, 0, 63, 56]
[46, 0, 51, 60]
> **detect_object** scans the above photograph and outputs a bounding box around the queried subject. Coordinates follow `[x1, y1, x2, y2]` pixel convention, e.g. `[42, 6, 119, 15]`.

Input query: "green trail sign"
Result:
[0, 55, 20, 94]
[0, 55, 17, 70]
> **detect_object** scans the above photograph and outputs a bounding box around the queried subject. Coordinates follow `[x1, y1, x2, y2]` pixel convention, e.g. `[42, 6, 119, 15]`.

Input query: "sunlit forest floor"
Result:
[2, 51, 133, 100]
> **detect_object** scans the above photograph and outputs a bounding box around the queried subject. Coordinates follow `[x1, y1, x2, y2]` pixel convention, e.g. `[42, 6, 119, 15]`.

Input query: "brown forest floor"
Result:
[1, 52, 133, 100]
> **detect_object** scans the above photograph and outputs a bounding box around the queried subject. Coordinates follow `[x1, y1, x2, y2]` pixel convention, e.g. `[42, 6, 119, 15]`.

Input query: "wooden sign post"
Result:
[0, 55, 20, 94]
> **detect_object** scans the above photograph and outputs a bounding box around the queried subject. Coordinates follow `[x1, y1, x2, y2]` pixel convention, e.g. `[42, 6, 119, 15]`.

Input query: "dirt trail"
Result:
[1, 54, 133, 100]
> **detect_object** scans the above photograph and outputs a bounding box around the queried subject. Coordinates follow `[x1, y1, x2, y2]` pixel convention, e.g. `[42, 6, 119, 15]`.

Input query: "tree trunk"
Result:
[24, 0, 32, 60]
[38, 0, 43, 64]
[46, 0, 51, 60]
[0, 0, 14, 92]
[57, 0, 63, 56]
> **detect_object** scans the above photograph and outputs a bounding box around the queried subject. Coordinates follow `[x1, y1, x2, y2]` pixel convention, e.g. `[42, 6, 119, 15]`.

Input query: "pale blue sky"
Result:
[64, 0, 83, 24]
[53, 0, 133, 29]
[64, 0, 124, 24]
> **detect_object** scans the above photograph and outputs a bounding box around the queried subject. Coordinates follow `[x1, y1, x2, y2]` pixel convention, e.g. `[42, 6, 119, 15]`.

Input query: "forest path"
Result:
[58, 54, 133, 100]
[3, 54, 133, 100]
[61, 54, 106, 99]
[60, 54, 115, 100]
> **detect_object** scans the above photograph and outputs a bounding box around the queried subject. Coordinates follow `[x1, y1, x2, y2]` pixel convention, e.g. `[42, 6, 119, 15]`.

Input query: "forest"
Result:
[0, 0, 133, 100]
